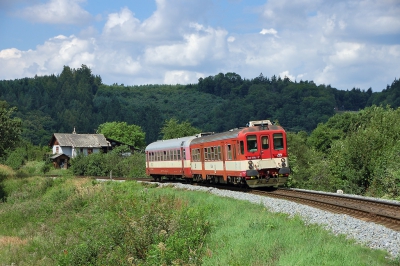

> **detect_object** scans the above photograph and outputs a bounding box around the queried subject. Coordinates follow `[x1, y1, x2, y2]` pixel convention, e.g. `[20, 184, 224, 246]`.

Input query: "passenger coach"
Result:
[145, 135, 196, 181]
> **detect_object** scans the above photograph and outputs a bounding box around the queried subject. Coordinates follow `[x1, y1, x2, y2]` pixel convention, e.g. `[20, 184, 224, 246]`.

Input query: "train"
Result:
[145, 120, 290, 188]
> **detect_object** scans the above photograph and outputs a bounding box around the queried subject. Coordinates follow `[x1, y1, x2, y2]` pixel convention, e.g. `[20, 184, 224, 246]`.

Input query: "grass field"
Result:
[0, 175, 399, 265]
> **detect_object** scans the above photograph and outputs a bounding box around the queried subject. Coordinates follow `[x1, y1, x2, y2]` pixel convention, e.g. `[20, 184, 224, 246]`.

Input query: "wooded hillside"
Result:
[0, 65, 399, 145]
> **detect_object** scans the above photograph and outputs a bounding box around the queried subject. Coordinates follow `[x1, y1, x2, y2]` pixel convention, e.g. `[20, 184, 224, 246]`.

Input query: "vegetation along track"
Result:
[252, 188, 400, 231]
[93, 176, 400, 231]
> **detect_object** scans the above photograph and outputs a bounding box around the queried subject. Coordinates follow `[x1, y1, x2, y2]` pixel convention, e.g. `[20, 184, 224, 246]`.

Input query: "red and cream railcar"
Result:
[190, 120, 290, 188]
[145, 136, 196, 181]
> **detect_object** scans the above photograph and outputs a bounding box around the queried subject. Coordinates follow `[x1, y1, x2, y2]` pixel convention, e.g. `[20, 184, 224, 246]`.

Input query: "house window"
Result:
[56, 146, 59, 154]
[88, 148, 93, 155]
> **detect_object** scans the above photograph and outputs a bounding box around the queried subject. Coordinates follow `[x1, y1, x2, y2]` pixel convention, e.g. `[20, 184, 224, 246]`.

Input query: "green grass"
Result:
[0, 177, 398, 265]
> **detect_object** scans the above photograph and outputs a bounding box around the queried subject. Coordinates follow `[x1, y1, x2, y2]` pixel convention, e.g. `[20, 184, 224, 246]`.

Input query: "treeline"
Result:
[288, 105, 400, 199]
[1, 65, 399, 146]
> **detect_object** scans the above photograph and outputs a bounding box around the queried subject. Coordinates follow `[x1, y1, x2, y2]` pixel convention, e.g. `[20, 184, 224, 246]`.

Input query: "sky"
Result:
[0, 0, 399, 92]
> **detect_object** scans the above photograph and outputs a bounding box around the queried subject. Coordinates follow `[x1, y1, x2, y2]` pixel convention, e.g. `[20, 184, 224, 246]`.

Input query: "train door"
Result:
[260, 135, 272, 159]
[180, 143, 185, 176]
[221, 142, 227, 181]
[146, 151, 150, 175]
[200, 144, 206, 180]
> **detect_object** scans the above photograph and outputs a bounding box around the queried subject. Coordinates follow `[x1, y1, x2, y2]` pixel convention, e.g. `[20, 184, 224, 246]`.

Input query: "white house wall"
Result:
[52, 145, 101, 158]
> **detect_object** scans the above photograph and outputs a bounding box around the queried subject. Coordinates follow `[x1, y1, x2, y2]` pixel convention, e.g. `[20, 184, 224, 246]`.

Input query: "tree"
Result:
[97, 121, 146, 149]
[160, 118, 201, 140]
[0, 101, 22, 158]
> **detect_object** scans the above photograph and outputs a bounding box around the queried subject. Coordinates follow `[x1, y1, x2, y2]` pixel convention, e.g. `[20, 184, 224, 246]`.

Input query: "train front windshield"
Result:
[273, 133, 284, 150]
[247, 135, 258, 152]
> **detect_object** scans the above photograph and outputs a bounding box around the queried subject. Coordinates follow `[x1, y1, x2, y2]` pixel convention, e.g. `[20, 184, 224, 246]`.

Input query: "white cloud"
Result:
[143, 24, 228, 67]
[329, 42, 363, 65]
[279, 71, 295, 81]
[102, 7, 143, 42]
[163, 70, 203, 84]
[0, 35, 96, 79]
[0, 48, 22, 59]
[18, 0, 92, 25]
[102, 0, 212, 43]
[260, 28, 278, 37]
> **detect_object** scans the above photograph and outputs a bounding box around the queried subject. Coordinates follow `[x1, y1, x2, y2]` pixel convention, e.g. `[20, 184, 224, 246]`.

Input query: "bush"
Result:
[4, 147, 26, 170]
[70, 150, 146, 178]
[0, 164, 15, 181]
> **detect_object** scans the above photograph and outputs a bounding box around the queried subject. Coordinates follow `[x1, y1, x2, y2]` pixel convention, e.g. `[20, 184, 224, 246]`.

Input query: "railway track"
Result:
[252, 188, 400, 231]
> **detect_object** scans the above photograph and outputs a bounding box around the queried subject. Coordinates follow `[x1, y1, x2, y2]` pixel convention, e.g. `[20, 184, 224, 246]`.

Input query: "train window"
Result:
[227, 144, 232, 160]
[217, 146, 221, 160]
[247, 135, 258, 152]
[273, 133, 284, 150]
[210, 147, 215, 160]
[240, 141, 244, 154]
[197, 149, 200, 161]
[178, 150, 181, 160]
[183, 149, 186, 160]
[163, 151, 167, 161]
[214, 146, 218, 160]
[262, 136, 269, 149]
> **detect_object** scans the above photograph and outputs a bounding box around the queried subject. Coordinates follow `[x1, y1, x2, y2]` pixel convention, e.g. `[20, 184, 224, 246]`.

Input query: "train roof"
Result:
[145, 135, 197, 151]
[191, 124, 284, 145]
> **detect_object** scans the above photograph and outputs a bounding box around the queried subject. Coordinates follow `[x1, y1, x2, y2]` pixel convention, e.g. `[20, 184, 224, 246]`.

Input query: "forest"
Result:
[1, 65, 400, 198]
[1, 64, 399, 145]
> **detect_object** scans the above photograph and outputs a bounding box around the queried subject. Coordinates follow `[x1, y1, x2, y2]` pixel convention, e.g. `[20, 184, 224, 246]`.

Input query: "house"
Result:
[48, 131, 111, 169]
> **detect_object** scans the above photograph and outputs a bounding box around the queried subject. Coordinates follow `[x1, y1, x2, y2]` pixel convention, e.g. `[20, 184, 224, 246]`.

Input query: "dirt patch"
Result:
[0, 236, 28, 246]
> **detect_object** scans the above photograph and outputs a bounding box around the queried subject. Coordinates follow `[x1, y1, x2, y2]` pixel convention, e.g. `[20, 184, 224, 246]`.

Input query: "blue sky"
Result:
[0, 0, 399, 91]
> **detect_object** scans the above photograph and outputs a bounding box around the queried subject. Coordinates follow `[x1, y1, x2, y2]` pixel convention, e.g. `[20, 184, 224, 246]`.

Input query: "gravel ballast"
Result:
[151, 182, 400, 259]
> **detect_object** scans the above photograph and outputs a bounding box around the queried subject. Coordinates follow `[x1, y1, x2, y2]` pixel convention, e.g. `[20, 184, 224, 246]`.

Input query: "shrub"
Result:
[70, 151, 146, 178]
[0, 164, 15, 181]
[4, 147, 26, 170]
